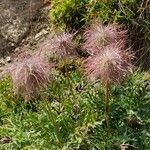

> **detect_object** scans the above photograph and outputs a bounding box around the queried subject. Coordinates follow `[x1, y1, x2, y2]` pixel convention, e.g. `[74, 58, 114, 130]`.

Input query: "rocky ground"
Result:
[0, 0, 51, 67]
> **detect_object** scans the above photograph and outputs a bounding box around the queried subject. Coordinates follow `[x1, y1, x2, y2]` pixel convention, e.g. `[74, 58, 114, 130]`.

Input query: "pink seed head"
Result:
[9, 55, 52, 100]
[85, 43, 133, 84]
[82, 23, 127, 55]
[37, 33, 77, 60]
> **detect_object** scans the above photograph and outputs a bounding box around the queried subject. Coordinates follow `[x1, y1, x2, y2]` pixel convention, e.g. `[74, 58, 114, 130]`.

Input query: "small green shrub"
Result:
[49, 0, 138, 30]
[49, 0, 91, 30]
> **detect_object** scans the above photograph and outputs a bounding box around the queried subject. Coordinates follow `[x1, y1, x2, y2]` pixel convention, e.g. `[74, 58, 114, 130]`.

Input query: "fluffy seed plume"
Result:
[37, 33, 78, 60]
[8, 55, 52, 100]
[82, 23, 127, 55]
[85, 43, 133, 84]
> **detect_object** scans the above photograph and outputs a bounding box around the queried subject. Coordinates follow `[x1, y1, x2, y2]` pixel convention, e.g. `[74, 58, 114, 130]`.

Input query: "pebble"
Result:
[0, 136, 12, 144]
[35, 29, 49, 41]
[6, 56, 11, 63]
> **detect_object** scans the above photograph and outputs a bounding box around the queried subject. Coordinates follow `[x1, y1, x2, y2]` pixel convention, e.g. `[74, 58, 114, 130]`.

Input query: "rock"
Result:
[35, 29, 49, 41]
[6, 56, 11, 63]
[0, 0, 43, 56]
[0, 136, 12, 144]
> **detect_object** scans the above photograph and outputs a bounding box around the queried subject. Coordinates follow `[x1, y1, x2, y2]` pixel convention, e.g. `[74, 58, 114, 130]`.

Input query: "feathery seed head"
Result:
[9, 55, 52, 100]
[85, 43, 133, 84]
[82, 23, 127, 55]
[38, 33, 77, 60]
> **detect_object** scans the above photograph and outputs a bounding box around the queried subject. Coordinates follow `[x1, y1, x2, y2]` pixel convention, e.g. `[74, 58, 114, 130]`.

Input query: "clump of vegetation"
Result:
[50, 0, 150, 69]
[0, 1, 149, 149]
[49, 0, 90, 30]
[0, 70, 149, 149]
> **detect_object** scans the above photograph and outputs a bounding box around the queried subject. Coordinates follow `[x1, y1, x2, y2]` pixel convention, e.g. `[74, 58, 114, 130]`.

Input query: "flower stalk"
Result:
[104, 81, 109, 127]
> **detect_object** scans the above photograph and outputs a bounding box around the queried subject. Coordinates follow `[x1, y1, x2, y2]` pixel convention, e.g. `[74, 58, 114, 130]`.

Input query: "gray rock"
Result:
[0, 0, 43, 56]
[35, 29, 49, 41]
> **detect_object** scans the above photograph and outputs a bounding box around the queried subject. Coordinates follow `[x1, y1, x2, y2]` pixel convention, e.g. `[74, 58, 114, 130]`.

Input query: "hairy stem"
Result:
[104, 81, 109, 128]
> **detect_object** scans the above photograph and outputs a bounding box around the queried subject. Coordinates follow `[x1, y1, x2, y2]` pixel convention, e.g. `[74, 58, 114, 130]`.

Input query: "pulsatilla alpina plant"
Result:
[8, 55, 52, 101]
[84, 23, 134, 126]
[38, 32, 78, 61]
[82, 22, 127, 55]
